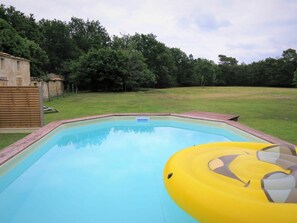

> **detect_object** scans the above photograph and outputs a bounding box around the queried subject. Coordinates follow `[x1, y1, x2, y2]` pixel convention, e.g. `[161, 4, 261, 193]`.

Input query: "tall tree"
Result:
[111, 34, 136, 50]
[217, 54, 239, 85]
[282, 49, 297, 63]
[75, 48, 155, 91]
[281, 49, 297, 87]
[122, 50, 156, 90]
[170, 48, 194, 86]
[0, 18, 48, 76]
[39, 19, 77, 74]
[69, 17, 110, 53]
[293, 69, 297, 87]
[193, 59, 217, 86]
[131, 33, 177, 87]
[218, 54, 238, 66]
[0, 4, 43, 43]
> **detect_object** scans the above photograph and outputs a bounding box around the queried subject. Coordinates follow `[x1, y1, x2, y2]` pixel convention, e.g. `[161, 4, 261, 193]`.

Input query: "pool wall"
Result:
[0, 112, 295, 166]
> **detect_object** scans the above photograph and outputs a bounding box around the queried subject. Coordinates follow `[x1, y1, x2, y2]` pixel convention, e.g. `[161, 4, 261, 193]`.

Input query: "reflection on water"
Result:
[58, 126, 155, 148]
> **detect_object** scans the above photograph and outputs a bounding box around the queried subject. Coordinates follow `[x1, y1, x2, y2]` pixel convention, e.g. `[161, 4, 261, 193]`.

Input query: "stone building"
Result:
[31, 73, 64, 99]
[0, 52, 64, 99]
[0, 52, 30, 86]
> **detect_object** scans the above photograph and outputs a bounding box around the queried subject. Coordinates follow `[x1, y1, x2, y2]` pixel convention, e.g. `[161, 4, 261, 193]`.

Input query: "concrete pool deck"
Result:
[0, 112, 295, 166]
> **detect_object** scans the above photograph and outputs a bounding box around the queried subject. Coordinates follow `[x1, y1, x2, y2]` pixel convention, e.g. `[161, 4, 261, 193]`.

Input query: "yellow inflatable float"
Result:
[164, 142, 297, 223]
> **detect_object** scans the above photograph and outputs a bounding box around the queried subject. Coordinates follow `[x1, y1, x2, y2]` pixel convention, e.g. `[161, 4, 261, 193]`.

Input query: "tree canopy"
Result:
[0, 18, 48, 76]
[1, 4, 296, 91]
[73, 48, 155, 91]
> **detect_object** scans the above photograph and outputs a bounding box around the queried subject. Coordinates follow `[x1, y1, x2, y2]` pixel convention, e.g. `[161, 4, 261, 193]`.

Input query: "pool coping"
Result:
[0, 112, 295, 166]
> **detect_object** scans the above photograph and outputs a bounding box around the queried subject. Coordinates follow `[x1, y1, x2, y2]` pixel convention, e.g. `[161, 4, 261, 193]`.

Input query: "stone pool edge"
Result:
[0, 112, 295, 166]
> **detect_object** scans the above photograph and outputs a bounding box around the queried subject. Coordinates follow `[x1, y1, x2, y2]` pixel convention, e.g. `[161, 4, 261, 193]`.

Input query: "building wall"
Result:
[0, 53, 30, 86]
[47, 81, 64, 98]
[31, 80, 64, 99]
[0, 78, 8, 86]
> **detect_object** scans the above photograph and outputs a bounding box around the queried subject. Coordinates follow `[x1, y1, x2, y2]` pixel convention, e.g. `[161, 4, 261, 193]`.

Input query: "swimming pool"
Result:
[0, 116, 266, 223]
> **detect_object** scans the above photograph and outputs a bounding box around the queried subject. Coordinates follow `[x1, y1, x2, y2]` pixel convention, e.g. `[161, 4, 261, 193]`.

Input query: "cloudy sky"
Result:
[2, 0, 297, 63]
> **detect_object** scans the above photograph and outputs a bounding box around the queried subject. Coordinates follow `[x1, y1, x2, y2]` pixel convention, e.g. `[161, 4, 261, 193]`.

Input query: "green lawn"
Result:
[0, 133, 29, 149]
[1, 86, 297, 149]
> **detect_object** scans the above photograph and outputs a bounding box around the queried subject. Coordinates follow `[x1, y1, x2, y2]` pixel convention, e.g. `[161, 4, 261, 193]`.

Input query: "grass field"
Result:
[1, 86, 297, 149]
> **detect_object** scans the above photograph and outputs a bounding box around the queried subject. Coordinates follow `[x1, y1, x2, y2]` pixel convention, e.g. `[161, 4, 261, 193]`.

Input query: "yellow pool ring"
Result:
[164, 142, 297, 223]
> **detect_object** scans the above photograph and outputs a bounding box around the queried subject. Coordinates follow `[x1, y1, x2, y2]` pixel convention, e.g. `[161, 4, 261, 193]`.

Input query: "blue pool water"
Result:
[0, 117, 261, 223]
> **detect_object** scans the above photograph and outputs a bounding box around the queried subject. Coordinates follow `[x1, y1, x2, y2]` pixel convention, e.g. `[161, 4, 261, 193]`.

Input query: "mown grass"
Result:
[1, 86, 297, 149]
[0, 133, 29, 149]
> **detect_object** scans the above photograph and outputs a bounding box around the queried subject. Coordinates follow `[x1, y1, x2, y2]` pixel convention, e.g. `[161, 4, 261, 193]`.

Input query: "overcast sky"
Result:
[2, 0, 297, 63]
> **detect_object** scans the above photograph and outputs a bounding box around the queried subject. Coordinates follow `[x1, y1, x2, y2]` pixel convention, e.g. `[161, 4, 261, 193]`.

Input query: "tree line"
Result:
[1, 5, 297, 91]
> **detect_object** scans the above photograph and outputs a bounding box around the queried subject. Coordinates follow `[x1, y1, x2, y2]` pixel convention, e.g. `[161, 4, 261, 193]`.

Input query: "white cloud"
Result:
[1, 0, 297, 63]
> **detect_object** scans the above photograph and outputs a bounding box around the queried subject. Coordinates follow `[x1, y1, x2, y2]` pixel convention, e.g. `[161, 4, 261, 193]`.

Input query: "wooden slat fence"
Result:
[0, 86, 43, 128]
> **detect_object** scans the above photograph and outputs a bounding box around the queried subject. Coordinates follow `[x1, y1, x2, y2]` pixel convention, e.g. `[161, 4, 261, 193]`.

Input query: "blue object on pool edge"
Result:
[136, 116, 150, 122]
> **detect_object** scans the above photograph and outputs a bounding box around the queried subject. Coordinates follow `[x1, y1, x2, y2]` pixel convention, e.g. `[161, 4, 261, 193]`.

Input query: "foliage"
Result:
[122, 50, 156, 90]
[112, 34, 218, 88]
[0, 4, 43, 43]
[1, 4, 297, 90]
[0, 18, 28, 55]
[24, 38, 49, 77]
[69, 17, 110, 53]
[129, 33, 177, 88]
[218, 54, 238, 66]
[38, 19, 77, 74]
[216, 50, 297, 87]
[217, 55, 239, 85]
[293, 69, 297, 87]
[194, 59, 216, 86]
[170, 48, 194, 86]
[74, 48, 155, 91]
[0, 18, 48, 76]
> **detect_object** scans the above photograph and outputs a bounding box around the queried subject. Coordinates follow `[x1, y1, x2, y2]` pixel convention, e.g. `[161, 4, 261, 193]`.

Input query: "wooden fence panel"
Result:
[0, 86, 43, 128]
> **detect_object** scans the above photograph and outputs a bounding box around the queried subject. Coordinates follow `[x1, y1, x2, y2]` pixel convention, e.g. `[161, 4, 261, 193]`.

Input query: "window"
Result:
[17, 61, 20, 71]
[0, 58, 4, 70]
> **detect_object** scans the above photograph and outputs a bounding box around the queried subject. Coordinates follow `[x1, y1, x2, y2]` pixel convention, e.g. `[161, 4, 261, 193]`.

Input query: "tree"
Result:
[122, 50, 156, 90]
[2, 4, 297, 89]
[218, 54, 238, 66]
[0, 4, 43, 43]
[280, 49, 297, 87]
[131, 33, 177, 87]
[69, 17, 110, 53]
[282, 49, 297, 63]
[193, 59, 217, 86]
[111, 34, 136, 50]
[217, 54, 239, 85]
[75, 48, 155, 91]
[293, 69, 297, 87]
[39, 19, 77, 74]
[25, 39, 49, 77]
[170, 48, 194, 86]
[0, 18, 48, 76]
[0, 18, 28, 56]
